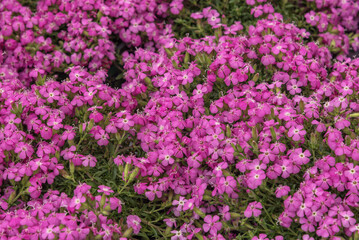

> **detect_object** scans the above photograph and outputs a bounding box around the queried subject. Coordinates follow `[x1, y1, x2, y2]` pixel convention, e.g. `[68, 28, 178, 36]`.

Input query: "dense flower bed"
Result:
[303, 0, 359, 54]
[0, 0, 359, 239]
[0, 0, 183, 85]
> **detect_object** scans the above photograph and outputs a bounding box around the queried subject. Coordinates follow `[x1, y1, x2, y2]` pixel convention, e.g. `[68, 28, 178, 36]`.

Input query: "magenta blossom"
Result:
[244, 201, 263, 218]
[288, 125, 306, 141]
[203, 215, 222, 235]
[127, 215, 142, 234]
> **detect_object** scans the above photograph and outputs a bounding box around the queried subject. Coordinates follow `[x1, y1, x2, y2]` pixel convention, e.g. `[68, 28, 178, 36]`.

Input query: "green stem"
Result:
[262, 205, 277, 227]
[77, 132, 88, 148]
[118, 182, 130, 195]
[9, 186, 26, 206]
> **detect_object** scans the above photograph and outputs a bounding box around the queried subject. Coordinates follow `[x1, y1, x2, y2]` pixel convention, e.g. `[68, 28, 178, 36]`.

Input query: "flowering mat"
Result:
[1, 0, 359, 239]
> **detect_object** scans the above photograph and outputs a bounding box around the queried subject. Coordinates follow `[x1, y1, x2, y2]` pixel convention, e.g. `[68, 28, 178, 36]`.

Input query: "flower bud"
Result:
[354, 231, 359, 240]
[100, 193, 107, 209]
[251, 127, 258, 141]
[79, 123, 83, 134]
[230, 212, 241, 218]
[165, 226, 172, 236]
[104, 204, 112, 212]
[118, 164, 124, 174]
[96, 11, 103, 21]
[172, 60, 179, 69]
[67, 140, 75, 146]
[87, 119, 94, 131]
[310, 132, 318, 149]
[184, 52, 190, 64]
[226, 125, 232, 137]
[193, 207, 206, 218]
[215, 27, 222, 41]
[122, 228, 133, 238]
[164, 48, 174, 57]
[123, 163, 131, 182]
[127, 167, 139, 183]
[69, 162, 75, 176]
[101, 209, 111, 216]
[270, 127, 276, 141]
[195, 234, 204, 240]
[253, 73, 259, 82]
[8, 191, 16, 203]
[203, 195, 212, 201]
[144, 77, 154, 88]
[348, 113, 359, 118]
[299, 100, 305, 113]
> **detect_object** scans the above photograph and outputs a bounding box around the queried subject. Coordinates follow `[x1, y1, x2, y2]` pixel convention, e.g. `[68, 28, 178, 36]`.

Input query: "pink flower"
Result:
[42, 88, 60, 103]
[288, 125, 306, 141]
[340, 211, 356, 228]
[247, 170, 266, 189]
[42, 225, 59, 240]
[275, 185, 290, 198]
[69, 193, 86, 210]
[251, 6, 263, 18]
[244, 201, 263, 218]
[170, 1, 183, 15]
[203, 215, 222, 235]
[170, 230, 186, 240]
[62, 126, 76, 140]
[159, 149, 175, 166]
[115, 116, 134, 131]
[89, 111, 104, 123]
[127, 215, 141, 234]
[98, 185, 114, 196]
[305, 11, 319, 26]
[334, 117, 350, 130]
[109, 197, 123, 213]
[172, 196, 187, 211]
[302, 234, 314, 240]
[287, 79, 302, 95]
[252, 234, 269, 240]
[145, 185, 162, 201]
[47, 117, 63, 130]
[190, 12, 203, 19]
[14, 142, 34, 159]
[218, 176, 237, 195]
[207, 10, 221, 26]
[40, 125, 53, 140]
[164, 218, 177, 228]
[291, 148, 311, 165]
[28, 184, 42, 198]
[261, 55, 275, 66]
[94, 129, 109, 146]
[81, 155, 97, 167]
[280, 160, 293, 178]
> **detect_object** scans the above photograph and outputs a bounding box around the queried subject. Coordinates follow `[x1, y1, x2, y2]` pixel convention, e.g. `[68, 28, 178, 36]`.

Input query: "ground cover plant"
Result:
[0, 0, 359, 239]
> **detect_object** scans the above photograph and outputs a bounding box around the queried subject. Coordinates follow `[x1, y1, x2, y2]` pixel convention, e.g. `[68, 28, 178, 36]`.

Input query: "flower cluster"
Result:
[115, 2, 359, 237]
[303, 0, 359, 54]
[0, 184, 140, 239]
[0, 0, 183, 85]
[0, 0, 358, 239]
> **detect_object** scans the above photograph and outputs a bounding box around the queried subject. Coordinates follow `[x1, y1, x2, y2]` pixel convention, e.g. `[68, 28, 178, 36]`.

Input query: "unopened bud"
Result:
[69, 162, 75, 175]
[226, 125, 231, 137]
[193, 207, 206, 218]
[253, 73, 259, 82]
[122, 228, 133, 238]
[184, 52, 190, 64]
[127, 167, 139, 183]
[230, 212, 241, 218]
[270, 127, 276, 141]
[348, 113, 359, 118]
[123, 163, 131, 182]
